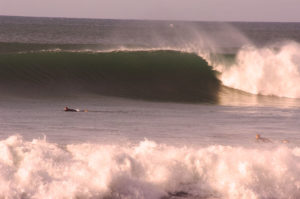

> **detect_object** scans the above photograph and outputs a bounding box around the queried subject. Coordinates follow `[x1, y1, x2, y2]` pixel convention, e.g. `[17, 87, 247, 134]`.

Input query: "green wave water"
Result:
[0, 50, 220, 102]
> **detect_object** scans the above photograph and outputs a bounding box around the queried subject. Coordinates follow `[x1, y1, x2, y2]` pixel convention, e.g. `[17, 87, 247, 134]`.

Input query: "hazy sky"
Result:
[0, 0, 300, 22]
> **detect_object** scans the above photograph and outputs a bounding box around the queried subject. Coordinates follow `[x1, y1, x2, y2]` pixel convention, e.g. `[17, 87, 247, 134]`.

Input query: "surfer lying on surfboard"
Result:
[64, 106, 88, 112]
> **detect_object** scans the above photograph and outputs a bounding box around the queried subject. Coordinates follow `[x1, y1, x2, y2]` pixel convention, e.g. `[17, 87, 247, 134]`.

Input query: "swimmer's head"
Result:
[282, 139, 289, 144]
[256, 134, 261, 139]
[64, 106, 68, 111]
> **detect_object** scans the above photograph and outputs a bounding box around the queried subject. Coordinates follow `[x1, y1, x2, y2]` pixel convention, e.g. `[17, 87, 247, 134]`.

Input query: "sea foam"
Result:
[216, 41, 300, 98]
[0, 135, 300, 199]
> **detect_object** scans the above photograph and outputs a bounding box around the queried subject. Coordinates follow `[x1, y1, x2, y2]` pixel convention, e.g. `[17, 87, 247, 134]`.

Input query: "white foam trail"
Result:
[216, 42, 300, 98]
[1, 135, 300, 199]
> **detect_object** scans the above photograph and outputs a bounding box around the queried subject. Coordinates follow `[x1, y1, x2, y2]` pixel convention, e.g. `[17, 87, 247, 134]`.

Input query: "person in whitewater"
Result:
[64, 106, 79, 112]
[256, 134, 272, 143]
[255, 134, 290, 144]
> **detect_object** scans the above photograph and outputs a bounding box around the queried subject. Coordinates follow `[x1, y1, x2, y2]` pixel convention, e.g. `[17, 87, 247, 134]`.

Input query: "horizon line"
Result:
[1, 14, 299, 24]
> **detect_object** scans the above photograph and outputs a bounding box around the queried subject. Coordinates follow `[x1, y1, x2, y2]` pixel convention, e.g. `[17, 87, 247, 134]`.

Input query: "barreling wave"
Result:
[0, 49, 220, 102]
[3, 40, 300, 102]
[1, 135, 300, 199]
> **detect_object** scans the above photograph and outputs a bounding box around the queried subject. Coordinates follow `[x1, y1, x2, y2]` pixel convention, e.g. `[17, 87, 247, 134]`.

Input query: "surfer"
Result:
[64, 106, 78, 112]
[256, 134, 272, 143]
[64, 106, 88, 112]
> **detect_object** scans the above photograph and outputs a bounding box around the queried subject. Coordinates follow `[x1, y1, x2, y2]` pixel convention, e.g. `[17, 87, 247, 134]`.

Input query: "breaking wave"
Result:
[1, 135, 300, 199]
[1, 40, 300, 102]
[216, 42, 300, 99]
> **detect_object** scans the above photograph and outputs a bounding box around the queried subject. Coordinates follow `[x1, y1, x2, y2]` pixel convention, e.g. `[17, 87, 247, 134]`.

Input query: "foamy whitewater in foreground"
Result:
[1, 135, 300, 199]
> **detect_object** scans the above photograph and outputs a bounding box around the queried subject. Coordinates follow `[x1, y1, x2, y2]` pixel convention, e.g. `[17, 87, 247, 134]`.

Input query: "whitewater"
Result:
[1, 135, 300, 199]
[1, 16, 300, 199]
[216, 41, 300, 98]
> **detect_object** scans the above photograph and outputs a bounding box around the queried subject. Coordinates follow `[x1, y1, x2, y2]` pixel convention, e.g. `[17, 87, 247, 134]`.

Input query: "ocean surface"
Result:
[1, 16, 300, 198]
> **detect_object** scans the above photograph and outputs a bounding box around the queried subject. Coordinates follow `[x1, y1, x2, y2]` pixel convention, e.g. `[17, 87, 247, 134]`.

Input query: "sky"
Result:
[0, 0, 300, 22]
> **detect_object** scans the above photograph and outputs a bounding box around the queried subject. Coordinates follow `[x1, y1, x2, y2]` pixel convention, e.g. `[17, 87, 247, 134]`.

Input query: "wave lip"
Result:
[0, 50, 220, 102]
[1, 135, 300, 199]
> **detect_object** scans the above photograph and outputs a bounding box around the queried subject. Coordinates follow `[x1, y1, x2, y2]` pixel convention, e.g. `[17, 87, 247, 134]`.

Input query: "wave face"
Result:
[0, 50, 220, 102]
[216, 42, 300, 98]
[1, 135, 300, 199]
